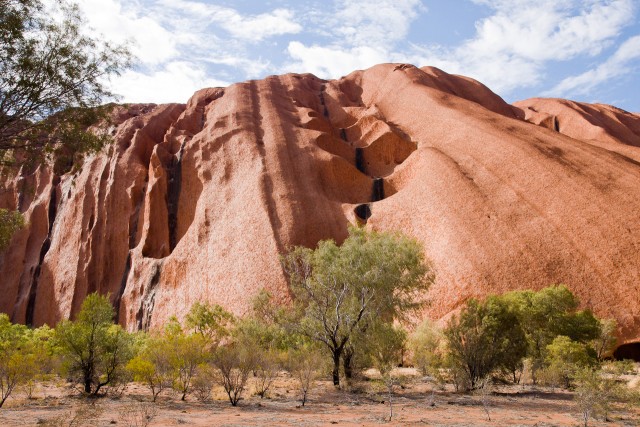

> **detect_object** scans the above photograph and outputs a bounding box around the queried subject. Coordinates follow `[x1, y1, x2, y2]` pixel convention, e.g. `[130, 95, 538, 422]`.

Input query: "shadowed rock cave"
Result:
[354, 204, 371, 222]
[614, 342, 640, 361]
[372, 178, 384, 202]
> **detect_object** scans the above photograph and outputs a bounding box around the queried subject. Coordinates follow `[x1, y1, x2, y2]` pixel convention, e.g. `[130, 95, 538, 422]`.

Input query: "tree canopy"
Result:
[0, 0, 132, 167]
[282, 226, 434, 386]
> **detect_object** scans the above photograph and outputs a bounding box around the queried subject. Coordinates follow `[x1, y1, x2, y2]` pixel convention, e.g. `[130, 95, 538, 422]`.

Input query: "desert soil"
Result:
[0, 369, 638, 427]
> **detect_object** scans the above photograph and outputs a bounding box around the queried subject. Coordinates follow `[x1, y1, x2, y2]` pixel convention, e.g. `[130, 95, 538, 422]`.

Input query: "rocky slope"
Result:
[1, 64, 639, 355]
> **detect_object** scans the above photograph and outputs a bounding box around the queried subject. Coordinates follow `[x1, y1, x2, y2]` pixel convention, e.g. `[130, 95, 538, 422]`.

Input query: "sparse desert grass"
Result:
[0, 367, 637, 427]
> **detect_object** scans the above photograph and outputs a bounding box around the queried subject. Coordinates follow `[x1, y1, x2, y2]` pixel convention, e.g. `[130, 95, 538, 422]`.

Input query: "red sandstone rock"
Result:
[1, 64, 639, 351]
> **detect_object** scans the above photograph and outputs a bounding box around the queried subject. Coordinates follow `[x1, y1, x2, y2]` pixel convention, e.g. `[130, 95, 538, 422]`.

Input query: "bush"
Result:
[543, 336, 595, 388]
[213, 343, 257, 406]
[54, 293, 133, 396]
[444, 296, 526, 390]
[408, 320, 444, 377]
[286, 345, 324, 407]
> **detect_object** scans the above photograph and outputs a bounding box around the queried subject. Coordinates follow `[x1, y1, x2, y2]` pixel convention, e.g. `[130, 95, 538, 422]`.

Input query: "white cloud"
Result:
[284, 0, 424, 78]
[111, 62, 229, 104]
[156, 0, 302, 42]
[332, 0, 424, 48]
[466, 0, 633, 62]
[545, 35, 640, 97]
[79, 0, 179, 65]
[74, 0, 300, 102]
[407, 0, 636, 93]
[286, 42, 388, 78]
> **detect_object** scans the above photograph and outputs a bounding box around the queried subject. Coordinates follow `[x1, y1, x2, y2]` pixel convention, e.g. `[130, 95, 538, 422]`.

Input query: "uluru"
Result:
[1, 63, 639, 357]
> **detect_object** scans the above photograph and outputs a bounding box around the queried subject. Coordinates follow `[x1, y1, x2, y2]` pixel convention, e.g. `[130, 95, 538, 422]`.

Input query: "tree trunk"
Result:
[343, 351, 353, 379]
[84, 372, 92, 394]
[332, 351, 341, 386]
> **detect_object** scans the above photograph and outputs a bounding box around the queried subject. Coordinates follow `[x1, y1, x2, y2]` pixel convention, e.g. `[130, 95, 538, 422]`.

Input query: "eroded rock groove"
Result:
[25, 176, 59, 326]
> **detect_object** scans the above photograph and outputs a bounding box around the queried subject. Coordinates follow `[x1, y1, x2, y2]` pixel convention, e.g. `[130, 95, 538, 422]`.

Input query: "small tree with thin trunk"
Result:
[54, 293, 133, 396]
[0, 314, 30, 408]
[287, 346, 323, 407]
[367, 322, 406, 421]
[213, 343, 257, 406]
[126, 336, 173, 402]
[163, 318, 207, 401]
[282, 226, 433, 387]
[475, 376, 493, 421]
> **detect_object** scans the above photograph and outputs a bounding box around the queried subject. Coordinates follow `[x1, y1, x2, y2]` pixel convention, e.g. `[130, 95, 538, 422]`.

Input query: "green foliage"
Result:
[367, 322, 407, 421]
[542, 336, 596, 388]
[591, 318, 617, 362]
[0, 0, 132, 167]
[0, 313, 30, 407]
[213, 341, 258, 406]
[286, 344, 324, 407]
[500, 285, 600, 380]
[185, 301, 234, 349]
[573, 366, 630, 426]
[409, 319, 445, 377]
[282, 226, 433, 386]
[54, 293, 133, 395]
[162, 317, 208, 401]
[0, 208, 24, 250]
[126, 336, 173, 402]
[444, 296, 527, 390]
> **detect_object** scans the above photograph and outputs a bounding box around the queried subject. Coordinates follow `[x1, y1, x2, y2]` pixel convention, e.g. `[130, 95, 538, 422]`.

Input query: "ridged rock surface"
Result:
[1, 64, 639, 351]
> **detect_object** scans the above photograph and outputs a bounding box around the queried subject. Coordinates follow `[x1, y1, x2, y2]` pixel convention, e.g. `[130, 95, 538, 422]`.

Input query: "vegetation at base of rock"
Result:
[280, 226, 434, 386]
[0, 230, 636, 427]
[54, 293, 133, 395]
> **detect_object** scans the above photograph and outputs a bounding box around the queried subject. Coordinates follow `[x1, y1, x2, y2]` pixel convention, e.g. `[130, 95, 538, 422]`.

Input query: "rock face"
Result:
[1, 64, 639, 351]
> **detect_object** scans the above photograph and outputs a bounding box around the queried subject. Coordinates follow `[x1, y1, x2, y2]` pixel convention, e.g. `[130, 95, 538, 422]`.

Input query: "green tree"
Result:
[286, 344, 324, 407]
[163, 317, 207, 401]
[0, 208, 24, 251]
[54, 293, 133, 395]
[543, 336, 595, 388]
[0, 313, 30, 407]
[282, 226, 433, 386]
[500, 285, 600, 381]
[126, 336, 173, 402]
[444, 296, 527, 390]
[367, 322, 406, 421]
[591, 318, 617, 362]
[409, 319, 445, 377]
[185, 301, 234, 350]
[213, 341, 258, 406]
[0, 0, 132, 166]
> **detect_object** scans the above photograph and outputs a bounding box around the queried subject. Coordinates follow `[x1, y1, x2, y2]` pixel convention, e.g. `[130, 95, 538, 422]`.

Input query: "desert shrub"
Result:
[367, 322, 406, 421]
[408, 319, 445, 377]
[53, 293, 134, 396]
[119, 401, 157, 427]
[253, 349, 279, 399]
[591, 318, 617, 361]
[126, 335, 174, 402]
[213, 342, 257, 406]
[190, 363, 217, 402]
[444, 296, 527, 390]
[163, 318, 208, 401]
[573, 366, 630, 426]
[286, 345, 324, 407]
[500, 285, 600, 382]
[542, 336, 596, 388]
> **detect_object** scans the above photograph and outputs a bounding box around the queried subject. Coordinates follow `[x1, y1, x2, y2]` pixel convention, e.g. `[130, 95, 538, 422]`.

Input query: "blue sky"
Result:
[78, 0, 640, 112]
